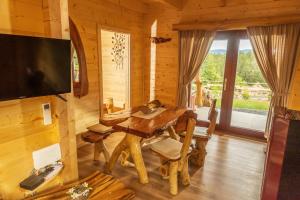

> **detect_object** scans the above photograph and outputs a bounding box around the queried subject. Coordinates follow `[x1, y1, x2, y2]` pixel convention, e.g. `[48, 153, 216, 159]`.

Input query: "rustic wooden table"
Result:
[105, 106, 187, 184]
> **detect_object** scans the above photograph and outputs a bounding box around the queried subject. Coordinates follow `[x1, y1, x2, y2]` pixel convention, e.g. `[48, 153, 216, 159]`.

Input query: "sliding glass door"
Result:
[230, 39, 270, 132]
[192, 40, 228, 124]
[191, 31, 270, 139]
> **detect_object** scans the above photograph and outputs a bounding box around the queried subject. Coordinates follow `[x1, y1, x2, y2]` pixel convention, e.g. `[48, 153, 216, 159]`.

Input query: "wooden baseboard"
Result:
[215, 129, 266, 143]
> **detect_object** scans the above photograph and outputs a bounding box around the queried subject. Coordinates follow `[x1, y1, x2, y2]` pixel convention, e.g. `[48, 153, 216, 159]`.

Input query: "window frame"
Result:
[69, 18, 89, 98]
[191, 30, 266, 140]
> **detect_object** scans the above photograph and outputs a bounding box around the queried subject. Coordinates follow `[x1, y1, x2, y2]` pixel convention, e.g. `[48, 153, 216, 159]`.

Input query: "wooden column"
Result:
[42, 0, 78, 183]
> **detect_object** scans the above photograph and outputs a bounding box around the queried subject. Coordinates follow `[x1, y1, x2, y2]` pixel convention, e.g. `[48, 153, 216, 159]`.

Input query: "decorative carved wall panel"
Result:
[111, 32, 126, 69]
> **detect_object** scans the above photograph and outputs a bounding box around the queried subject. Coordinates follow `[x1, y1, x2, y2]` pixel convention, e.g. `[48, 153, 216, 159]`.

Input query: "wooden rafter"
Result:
[106, 0, 149, 13]
[161, 0, 182, 9]
[145, 0, 183, 10]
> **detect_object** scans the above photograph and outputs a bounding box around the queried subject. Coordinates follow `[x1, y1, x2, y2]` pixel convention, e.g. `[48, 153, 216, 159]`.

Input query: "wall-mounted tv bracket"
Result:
[56, 94, 67, 102]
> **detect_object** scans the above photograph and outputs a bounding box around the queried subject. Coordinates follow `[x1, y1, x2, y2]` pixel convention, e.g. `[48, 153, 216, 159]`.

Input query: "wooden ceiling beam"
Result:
[151, 0, 183, 10]
[173, 14, 300, 31]
[103, 0, 149, 13]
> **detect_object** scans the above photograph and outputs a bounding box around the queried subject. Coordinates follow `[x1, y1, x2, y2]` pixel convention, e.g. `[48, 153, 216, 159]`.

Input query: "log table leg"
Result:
[106, 133, 149, 184]
[126, 134, 149, 184]
[94, 142, 101, 161]
[98, 140, 110, 164]
[106, 136, 127, 173]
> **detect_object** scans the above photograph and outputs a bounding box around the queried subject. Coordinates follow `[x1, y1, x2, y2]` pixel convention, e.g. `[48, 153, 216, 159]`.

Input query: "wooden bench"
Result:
[81, 131, 110, 163]
[81, 124, 113, 163]
[24, 171, 135, 200]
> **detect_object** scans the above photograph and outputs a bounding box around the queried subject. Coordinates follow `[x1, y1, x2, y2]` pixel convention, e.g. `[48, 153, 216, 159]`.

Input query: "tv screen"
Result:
[0, 33, 71, 101]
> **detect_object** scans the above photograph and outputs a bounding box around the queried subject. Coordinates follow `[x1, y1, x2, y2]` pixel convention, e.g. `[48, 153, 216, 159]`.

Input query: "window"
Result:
[193, 40, 228, 123]
[191, 31, 270, 138]
[231, 39, 270, 131]
[71, 44, 80, 83]
[69, 18, 88, 98]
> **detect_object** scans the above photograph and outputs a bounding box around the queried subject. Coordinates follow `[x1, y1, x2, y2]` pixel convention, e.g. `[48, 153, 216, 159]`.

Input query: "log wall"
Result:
[0, 0, 78, 199]
[1, 1, 300, 198]
[69, 0, 147, 134]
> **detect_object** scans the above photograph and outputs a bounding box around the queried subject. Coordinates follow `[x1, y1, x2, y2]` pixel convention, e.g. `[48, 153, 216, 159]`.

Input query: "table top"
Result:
[113, 106, 187, 138]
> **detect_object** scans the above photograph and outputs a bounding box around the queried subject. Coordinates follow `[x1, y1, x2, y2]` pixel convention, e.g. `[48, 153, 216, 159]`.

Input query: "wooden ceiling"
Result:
[173, 14, 300, 31]
[106, 0, 149, 13]
[141, 0, 183, 9]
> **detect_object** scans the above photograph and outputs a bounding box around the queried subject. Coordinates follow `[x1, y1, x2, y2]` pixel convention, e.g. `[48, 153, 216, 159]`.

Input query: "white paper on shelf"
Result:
[32, 143, 61, 170]
[44, 163, 63, 181]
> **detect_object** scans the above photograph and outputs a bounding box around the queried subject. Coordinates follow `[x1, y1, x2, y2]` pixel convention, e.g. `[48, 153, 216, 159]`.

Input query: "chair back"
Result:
[174, 110, 197, 134]
[178, 117, 196, 171]
[207, 110, 218, 137]
[208, 99, 217, 121]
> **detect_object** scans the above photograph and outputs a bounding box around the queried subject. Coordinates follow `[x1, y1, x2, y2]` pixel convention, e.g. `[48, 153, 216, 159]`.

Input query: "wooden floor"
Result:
[77, 132, 266, 200]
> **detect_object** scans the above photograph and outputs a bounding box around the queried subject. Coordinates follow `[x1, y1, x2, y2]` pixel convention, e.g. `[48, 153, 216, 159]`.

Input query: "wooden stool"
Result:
[81, 131, 110, 163]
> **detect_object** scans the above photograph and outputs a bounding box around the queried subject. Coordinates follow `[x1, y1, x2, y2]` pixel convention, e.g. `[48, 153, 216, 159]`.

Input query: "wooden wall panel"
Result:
[144, 0, 300, 109]
[0, 0, 44, 36]
[0, 1, 62, 198]
[69, 0, 147, 134]
[289, 64, 300, 110]
[71, 18, 100, 134]
[43, 0, 79, 185]
[0, 0, 79, 198]
[1, 1, 300, 198]
[144, 6, 180, 105]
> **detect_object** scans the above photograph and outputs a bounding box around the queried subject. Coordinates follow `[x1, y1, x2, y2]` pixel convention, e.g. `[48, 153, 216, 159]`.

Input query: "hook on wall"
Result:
[150, 37, 172, 44]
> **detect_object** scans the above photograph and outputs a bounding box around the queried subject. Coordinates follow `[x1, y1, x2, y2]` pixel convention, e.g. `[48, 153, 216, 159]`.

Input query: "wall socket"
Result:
[42, 103, 52, 125]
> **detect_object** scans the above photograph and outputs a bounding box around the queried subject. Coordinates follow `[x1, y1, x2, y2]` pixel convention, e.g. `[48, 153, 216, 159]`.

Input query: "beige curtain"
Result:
[247, 23, 300, 136]
[177, 30, 216, 107]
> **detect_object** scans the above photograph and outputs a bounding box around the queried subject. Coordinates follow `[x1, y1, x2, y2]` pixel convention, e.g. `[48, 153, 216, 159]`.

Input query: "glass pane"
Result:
[192, 40, 228, 123]
[230, 39, 270, 131]
[71, 43, 80, 83]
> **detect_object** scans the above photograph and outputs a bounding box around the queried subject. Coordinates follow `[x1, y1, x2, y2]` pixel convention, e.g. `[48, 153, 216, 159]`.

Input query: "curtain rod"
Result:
[173, 14, 300, 31]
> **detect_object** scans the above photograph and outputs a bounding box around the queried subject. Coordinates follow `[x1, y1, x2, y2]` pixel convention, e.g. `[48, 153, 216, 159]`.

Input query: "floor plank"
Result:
[77, 132, 265, 200]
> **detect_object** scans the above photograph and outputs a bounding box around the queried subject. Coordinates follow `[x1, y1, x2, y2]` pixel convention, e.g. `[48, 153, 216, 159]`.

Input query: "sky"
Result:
[210, 39, 253, 50]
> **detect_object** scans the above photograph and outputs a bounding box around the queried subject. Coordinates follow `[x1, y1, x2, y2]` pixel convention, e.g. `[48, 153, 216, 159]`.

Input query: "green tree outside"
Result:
[196, 50, 270, 111]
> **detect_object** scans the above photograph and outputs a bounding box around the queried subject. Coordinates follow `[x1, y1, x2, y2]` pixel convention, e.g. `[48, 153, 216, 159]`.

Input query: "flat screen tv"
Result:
[0, 33, 71, 101]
